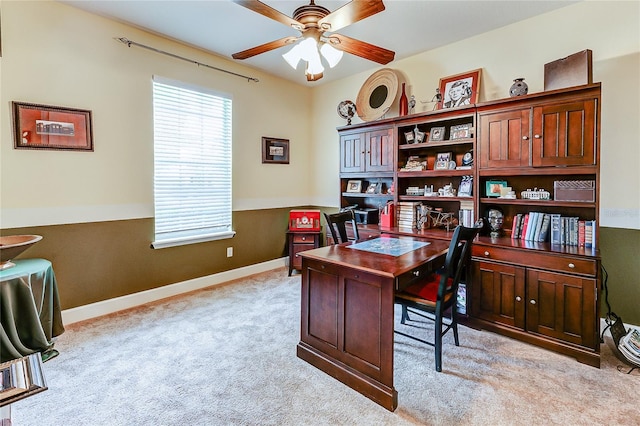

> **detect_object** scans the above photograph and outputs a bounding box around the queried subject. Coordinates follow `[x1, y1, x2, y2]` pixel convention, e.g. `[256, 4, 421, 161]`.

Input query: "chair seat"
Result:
[396, 274, 454, 308]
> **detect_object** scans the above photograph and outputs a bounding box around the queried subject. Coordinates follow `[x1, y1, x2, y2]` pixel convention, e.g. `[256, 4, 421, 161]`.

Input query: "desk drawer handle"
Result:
[530, 299, 536, 305]
[484, 251, 490, 257]
[301, 236, 307, 241]
[516, 296, 522, 302]
[413, 270, 420, 277]
[568, 263, 575, 269]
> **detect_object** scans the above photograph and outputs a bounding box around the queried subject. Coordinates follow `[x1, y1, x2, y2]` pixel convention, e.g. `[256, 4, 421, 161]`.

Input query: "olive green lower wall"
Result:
[599, 227, 640, 326]
[2, 208, 300, 310]
[3, 214, 638, 326]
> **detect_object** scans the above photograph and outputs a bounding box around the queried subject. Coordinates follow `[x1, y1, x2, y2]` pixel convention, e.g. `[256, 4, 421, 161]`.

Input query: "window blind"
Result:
[152, 76, 234, 248]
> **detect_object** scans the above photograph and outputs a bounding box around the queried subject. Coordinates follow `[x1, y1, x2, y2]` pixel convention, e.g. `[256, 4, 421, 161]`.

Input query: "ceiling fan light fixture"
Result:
[282, 44, 303, 69]
[320, 42, 343, 68]
[305, 53, 325, 76]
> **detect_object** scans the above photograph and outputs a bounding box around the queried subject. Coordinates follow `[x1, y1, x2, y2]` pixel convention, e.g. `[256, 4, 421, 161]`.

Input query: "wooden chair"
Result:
[323, 210, 360, 244]
[394, 222, 482, 372]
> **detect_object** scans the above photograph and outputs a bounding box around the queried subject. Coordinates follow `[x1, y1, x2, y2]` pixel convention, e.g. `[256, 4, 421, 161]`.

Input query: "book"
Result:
[585, 220, 593, 248]
[520, 214, 530, 241]
[511, 213, 522, 239]
[550, 214, 562, 245]
[537, 214, 551, 242]
[533, 212, 545, 242]
[578, 220, 586, 247]
[525, 212, 539, 241]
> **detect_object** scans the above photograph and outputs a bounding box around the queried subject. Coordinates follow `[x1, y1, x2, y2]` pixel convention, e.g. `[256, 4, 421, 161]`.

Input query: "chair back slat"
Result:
[324, 211, 360, 244]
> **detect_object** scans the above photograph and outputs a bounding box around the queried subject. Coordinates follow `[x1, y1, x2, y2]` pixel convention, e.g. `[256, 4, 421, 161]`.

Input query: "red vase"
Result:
[399, 83, 408, 116]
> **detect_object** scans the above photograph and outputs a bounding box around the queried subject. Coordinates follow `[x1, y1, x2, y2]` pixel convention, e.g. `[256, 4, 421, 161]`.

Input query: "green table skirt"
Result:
[1, 259, 65, 362]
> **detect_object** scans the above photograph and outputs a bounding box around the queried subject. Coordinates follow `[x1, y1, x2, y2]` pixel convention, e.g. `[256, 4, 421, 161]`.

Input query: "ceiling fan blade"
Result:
[329, 33, 394, 64]
[318, 0, 385, 32]
[232, 36, 299, 60]
[232, 0, 303, 29]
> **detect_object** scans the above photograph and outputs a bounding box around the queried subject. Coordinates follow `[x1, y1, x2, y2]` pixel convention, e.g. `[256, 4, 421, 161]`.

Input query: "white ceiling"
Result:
[60, 0, 578, 86]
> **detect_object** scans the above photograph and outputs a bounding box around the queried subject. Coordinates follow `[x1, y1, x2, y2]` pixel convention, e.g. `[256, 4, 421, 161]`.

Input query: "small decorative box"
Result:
[554, 180, 596, 202]
[289, 210, 321, 232]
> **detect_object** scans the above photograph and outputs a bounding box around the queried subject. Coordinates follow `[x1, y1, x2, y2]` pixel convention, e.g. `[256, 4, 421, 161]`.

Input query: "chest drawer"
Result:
[395, 263, 434, 292]
[292, 233, 317, 243]
[472, 245, 597, 277]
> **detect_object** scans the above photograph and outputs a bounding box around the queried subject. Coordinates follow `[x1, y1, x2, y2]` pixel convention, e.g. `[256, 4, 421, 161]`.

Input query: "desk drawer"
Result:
[395, 263, 433, 291]
[472, 245, 597, 276]
[292, 234, 317, 243]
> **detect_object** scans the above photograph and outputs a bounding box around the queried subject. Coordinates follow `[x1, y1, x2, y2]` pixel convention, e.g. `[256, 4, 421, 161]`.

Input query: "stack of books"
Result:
[396, 201, 421, 229]
[510, 212, 596, 247]
[0, 353, 47, 407]
[458, 200, 474, 227]
[618, 328, 640, 367]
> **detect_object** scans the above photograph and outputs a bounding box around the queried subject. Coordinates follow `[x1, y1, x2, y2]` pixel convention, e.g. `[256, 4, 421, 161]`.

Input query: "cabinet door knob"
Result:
[568, 263, 575, 268]
[516, 296, 522, 302]
[534, 134, 541, 139]
[412, 270, 420, 276]
[530, 299, 536, 305]
[522, 136, 529, 140]
[484, 251, 490, 257]
[301, 236, 306, 241]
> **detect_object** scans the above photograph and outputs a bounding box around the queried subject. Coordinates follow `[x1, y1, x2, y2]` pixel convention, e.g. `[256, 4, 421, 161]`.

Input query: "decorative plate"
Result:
[355, 69, 398, 122]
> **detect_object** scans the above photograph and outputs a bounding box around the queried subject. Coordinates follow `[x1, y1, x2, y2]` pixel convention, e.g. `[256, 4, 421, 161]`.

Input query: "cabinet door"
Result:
[365, 128, 394, 172]
[471, 260, 526, 329]
[526, 269, 597, 349]
[478, 109, 530, 168]
[340, 132, 365, 173]
[531, 99, 596, 167]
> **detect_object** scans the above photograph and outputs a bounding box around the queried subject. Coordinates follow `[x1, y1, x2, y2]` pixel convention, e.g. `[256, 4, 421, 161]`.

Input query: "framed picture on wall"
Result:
[12, 102, 94, 151]
[262, 137, 290, 164]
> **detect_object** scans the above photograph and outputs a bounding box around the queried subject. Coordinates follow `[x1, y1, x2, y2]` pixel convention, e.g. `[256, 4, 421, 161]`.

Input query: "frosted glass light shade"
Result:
[320, 43, 343, 68]
[282, 44, 302, 69]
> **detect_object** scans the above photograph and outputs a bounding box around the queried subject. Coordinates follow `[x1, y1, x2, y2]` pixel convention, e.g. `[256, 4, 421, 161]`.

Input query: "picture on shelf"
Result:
[428, 126, 445, 142]
[439, 68, 482, 109]
[346, 180, 362, 193]
[435, 152, 452, 170]
[458, 175, 473, 196]
[404, 130, 415, 144]
[414, 127, 426, 144]
[366, 183, 378, 194]
[450, 123, 471, 140]
[485, 180, 508, 197]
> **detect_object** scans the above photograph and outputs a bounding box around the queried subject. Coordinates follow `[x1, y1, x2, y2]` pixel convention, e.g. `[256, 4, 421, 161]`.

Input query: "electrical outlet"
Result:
[226, 247, 233, 257]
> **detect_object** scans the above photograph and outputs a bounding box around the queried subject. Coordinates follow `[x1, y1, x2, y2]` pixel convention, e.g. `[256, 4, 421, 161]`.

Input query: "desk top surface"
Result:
[300, 236, 450, 278]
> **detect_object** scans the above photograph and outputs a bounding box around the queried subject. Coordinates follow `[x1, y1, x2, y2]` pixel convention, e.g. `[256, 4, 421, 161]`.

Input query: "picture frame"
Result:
[439, 68, 482, 109]
[12, 101, 93, 151]
[458, 175, 473, 197]
[365, 183, 378, 194]
[435, 152, 452, 170]
[486, 180, 508, 197]
[414, 128, 426, 144]
[262, 137, 290, 164]
[403, 130, 415, 144]
[450, 123, 471, 140]
[428, 126, 445, 142]
[346, 180, 362, 193]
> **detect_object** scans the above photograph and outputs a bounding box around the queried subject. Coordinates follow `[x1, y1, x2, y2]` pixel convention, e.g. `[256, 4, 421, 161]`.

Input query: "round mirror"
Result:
[356, 69, 398, 122]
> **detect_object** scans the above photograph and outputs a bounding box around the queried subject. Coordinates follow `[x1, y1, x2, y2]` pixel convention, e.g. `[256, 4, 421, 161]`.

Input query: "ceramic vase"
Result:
[399, 83, 408, 116]
[509, 78, 528, 97]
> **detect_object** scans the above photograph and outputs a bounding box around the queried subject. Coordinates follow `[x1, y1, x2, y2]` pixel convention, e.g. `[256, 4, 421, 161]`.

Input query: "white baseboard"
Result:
[62, 257, 288, 325]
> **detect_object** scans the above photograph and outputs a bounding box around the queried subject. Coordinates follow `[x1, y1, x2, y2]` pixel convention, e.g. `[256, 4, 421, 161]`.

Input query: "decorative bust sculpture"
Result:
[487, 208, 504, 238]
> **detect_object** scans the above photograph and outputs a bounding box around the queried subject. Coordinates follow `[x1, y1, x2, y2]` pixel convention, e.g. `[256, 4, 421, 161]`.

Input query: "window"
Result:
[152, 76, 234, 249]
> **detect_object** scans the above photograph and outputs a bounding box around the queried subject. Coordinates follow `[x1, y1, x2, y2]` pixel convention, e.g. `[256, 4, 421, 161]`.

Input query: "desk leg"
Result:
[298, 258, 398, 411]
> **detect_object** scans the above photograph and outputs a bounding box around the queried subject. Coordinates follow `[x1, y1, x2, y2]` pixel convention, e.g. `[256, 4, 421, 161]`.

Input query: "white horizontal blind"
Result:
[152, 76, 233, 248]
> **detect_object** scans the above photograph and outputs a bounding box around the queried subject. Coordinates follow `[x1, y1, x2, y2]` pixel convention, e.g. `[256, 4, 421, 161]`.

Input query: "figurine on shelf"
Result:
[437, 183, 457, 197]
[487, 208, 504, 238]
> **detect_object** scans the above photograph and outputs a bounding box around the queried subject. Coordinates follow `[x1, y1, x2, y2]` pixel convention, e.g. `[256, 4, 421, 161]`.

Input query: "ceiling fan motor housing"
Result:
[293, 1, 330, 28]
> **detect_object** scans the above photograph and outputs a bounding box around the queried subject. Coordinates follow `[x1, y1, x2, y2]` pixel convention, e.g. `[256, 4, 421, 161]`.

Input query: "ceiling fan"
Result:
[231, 0, 395, 81]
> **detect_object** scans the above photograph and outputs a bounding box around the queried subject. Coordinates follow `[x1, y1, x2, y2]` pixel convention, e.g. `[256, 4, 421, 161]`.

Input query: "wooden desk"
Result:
[297, 237, 450, 411]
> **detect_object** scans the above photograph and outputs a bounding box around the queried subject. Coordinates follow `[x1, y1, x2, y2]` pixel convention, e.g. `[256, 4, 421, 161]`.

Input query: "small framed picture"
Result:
[486, 180, 508, 197]
[429, 126, 445, 142]
[404, 130, 415, 144]
[450, 123, 471, 140]
[262, 137, 289, 164]
[435, 152, 452, 170]
[414, 128, 426, 144]
[365, 183, 378, 194]
[458, 175, 473, 197]
[346, 180, 362, 193]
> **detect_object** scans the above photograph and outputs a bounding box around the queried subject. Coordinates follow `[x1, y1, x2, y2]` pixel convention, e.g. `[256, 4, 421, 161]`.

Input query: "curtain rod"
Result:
[115, 37, 259, 83]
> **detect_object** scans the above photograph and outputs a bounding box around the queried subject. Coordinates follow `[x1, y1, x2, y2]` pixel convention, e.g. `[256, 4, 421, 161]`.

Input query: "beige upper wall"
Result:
[1, 0, 313, 228]
[311, 0, 640, 230]
[2, 1, 639, 230]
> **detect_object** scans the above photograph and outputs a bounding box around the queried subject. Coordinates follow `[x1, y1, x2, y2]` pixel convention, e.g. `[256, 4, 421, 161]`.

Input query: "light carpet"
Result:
[11, 267, 640, 425]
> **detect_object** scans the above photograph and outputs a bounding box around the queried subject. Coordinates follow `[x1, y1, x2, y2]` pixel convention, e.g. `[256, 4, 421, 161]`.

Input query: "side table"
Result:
[287, 230, 322, 276]
[0, 259, 65, 362]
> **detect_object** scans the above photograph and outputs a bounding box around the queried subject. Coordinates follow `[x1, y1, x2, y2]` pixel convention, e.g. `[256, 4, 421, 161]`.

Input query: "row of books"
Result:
[396, 201, 420, 229]
[0, 353, 47, 406]
[511, 212, 596, 247]
[618, 328, 640, 367]
[458, 200, 475, 227]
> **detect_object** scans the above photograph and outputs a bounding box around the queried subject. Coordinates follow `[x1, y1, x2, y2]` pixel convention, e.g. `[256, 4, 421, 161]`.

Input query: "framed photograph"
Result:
[439, 68, 482, 109]
[486, 180, 508, 197]
[12, 102, 93, 151]
[450, 123, 471, 140]
[346, 180, 362, 193]
[458, 175, 473, 197]
[403, 130, 415, 144]
[414, 128, 426, 144]
[428, 126, 445, 142]
[262, 137, 289, 164]
[365, 183, 378, 194]
[435, 152, 452, 170]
